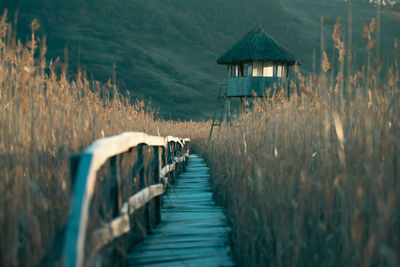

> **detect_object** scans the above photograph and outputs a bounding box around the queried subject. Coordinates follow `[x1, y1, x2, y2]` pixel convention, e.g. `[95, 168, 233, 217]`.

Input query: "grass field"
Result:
[0, 6, 399, 267]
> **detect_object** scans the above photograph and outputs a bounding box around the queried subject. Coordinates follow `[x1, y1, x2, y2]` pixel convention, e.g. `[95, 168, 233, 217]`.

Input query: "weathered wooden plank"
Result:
[227, 76, 283, 97]
[92, 184, 165, 251]
[64, 154, 95, 267]
[87, 133, 167, 173]
[166, 136, 183, 147]
[93, 213, 130, 251]
[131, 239, 228, 251]
[160, 163, 175, 178]
[127, 248, 233, 265]
[174, 156, 186, 163]
[127, 184, 165, 214]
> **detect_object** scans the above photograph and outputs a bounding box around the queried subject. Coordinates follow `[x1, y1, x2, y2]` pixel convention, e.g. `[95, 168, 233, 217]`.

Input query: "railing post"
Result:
[64, 153, 93, 267]
[177, 142, 181, 173]
[138, 145, 151, 233]
[110, 155, 122, 218]
[138, 145, 144, 188]
[173, 142, 177, 179]
[167, 142, 172, 183]
[154, 146, 162, 224]
[180, 142, 184, 169]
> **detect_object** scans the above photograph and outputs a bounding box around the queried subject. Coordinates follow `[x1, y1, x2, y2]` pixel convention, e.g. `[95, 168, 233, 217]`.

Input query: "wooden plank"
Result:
[160, 163, 175, 178]
[93, 213, 130, 251]
[93, 184, 165, 251]
[227, 76, 283, 97]
[166, 136, 183, 147]
[138, 145, 151, 231]
[127, 184, 165, 214]
[175, 156, 186, 163]
[87, 133, 167, 174]
[154, 147, 162, 224]
[64, 154, 96, 267]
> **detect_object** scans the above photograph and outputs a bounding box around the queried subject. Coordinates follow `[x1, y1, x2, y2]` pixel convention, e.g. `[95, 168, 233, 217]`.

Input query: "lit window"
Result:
[277, 65, 283, 77]
[263, 62, 273, 77]
[253, 62, 263, 77]
[229, 65, 239, 77]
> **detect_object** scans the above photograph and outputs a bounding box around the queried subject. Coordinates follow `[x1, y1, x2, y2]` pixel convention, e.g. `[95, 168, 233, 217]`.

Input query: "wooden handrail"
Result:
[63, 132, 190, 267]
[93, 184, 165, 251]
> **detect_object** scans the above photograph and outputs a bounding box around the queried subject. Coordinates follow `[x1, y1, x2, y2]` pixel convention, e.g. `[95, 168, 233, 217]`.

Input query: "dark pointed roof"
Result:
[217, 26, 297, 65]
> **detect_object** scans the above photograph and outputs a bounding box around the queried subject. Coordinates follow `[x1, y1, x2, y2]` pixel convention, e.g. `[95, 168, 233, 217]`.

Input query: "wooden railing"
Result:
[63, 132, 190, 267]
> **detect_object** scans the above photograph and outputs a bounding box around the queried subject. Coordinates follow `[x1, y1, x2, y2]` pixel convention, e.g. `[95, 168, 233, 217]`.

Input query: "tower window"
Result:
[277, 65, 283, 77]
[247, 64, 253, 76]
[263, 62, 273, 77]
[253, 62, 263, 77]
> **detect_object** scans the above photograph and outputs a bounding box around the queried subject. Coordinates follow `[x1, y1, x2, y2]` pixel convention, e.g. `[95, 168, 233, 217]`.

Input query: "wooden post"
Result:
[225, 97, 231, 122]
[137, 145, 144, 191]
[161, 145, 167, 186]
[167, 142, 172, 183]
[146, 152, 154, 232]
[172, 142, 177, 180]
[110, 156, 122, 218]
[64, 153, 93, 267]
[176, 143, 180, 173]
[154, 147, 162, 224]
[138, 145, 151, 233]
[179, 143, 182, 171]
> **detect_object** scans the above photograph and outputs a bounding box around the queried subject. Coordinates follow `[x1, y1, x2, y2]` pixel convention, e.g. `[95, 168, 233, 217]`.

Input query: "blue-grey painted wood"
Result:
[227, 76, 283, 97]
[64, 153, 93, 267]
[126, 155, 234, 267]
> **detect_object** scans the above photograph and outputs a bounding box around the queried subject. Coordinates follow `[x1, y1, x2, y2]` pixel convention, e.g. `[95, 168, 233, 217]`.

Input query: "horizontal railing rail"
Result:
[63, 132, 190, 267]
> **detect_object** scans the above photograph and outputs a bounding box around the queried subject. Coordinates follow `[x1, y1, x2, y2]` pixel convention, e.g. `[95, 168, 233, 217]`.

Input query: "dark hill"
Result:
[1, 0, 399, 120]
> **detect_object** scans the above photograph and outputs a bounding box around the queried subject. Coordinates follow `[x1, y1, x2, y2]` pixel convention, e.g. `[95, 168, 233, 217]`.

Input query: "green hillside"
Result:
[1, 0, 399, 119]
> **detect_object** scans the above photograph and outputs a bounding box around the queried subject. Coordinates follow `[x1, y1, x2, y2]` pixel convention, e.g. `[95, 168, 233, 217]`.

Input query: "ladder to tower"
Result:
[208, 84, 230, 142]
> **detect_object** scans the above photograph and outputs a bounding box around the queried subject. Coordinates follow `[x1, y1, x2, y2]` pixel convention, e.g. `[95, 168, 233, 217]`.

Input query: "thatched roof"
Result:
[217, 26, 297, 65]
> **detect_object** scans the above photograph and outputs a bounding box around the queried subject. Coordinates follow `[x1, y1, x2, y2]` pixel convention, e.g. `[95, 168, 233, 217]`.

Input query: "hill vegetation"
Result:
[1, 0, 398, 119]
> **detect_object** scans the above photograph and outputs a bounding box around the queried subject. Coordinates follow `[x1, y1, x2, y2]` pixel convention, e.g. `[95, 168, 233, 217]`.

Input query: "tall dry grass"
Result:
[0, 11, 209, 266]
[199, 19, 400, 266]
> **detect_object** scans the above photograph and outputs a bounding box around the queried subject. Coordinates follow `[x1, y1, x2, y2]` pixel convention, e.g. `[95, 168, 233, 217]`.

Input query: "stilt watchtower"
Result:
[217, 26, 298, 113]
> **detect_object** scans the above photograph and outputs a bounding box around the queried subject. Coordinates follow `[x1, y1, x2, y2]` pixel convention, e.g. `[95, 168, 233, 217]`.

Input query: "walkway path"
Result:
[126, 154, 234, 267]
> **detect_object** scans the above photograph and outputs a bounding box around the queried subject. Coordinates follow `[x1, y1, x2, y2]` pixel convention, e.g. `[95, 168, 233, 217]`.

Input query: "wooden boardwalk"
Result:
[126, 154, 234, 267]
